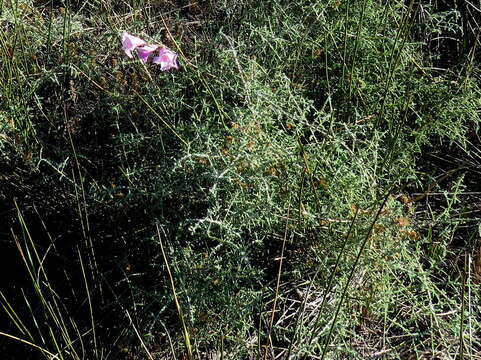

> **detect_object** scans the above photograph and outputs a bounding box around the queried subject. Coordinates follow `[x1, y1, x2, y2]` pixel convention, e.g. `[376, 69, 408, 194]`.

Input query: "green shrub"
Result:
[1, 0, 480, 359]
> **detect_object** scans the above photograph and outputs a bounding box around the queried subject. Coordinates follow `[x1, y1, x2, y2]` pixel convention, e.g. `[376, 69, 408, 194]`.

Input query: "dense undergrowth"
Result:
[1, 0, 481, 359]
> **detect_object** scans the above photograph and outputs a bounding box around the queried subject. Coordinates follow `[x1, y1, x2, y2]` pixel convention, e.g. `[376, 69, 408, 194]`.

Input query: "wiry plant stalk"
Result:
[157, 224, 194, 360]
[320, 191, 392, 360]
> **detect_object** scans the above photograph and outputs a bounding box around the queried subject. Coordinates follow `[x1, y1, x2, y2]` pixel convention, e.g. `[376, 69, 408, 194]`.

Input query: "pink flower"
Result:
[121, 32, 146, 58]
[153, 47, 179, 71]
[137, 44, 158, 63]
[121, 32, 180, 70]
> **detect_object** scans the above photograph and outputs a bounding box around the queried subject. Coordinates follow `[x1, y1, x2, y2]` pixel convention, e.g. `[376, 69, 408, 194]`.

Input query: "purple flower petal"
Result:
[121, 32, 146, 58]
[153, 47, 179, 71]
[137, 44, 158, 63]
